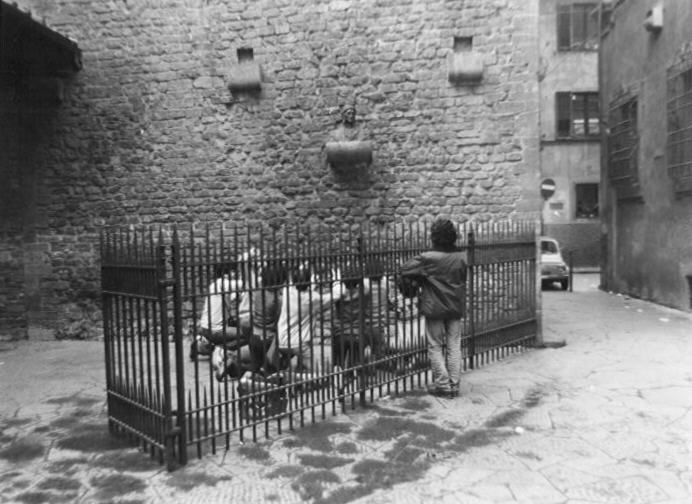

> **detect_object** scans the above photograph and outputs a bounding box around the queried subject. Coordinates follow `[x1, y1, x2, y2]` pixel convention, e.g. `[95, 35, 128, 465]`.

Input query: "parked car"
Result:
[540, 237, 569, 290]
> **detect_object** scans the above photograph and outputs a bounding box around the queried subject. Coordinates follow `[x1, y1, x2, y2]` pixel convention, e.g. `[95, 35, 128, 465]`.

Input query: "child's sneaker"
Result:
[427, 384, 454, 398]
[212, 347, 244, 381]
[237, 371, 287, 420]
[449, 383, 460, 398]
[190, 335, 213, 361]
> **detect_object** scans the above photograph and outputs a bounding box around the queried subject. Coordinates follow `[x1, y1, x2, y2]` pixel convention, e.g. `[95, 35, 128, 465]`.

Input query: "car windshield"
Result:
[541, 240, 558, 254]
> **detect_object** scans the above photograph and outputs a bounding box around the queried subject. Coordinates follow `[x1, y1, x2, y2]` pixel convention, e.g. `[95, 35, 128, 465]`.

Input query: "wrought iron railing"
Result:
[100, 220, 537, 468]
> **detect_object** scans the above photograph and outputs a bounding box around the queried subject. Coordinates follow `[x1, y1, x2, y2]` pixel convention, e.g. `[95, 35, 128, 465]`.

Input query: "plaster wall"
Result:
[538, 0, 599, 142]
[600, 0, 692, 310]
[538, 0, 600, 267]
[0, 0, 541, 339]
[540, 142, 600, 223]
[540, 142, 600, 267]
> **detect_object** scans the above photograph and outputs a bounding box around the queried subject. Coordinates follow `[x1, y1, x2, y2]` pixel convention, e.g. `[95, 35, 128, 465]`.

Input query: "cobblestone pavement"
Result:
[1, 274, 691, 504]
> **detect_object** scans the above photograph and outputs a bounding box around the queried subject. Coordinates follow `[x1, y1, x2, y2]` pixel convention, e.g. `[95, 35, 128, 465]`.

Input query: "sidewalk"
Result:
[1, 273, 691, 503]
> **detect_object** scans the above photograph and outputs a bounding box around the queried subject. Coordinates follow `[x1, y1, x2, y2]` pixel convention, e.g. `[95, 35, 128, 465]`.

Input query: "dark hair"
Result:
[430, 219, 457, 250]
[213, 261, 238, 278]
[261, 262, 287, 288]
[292, 263, 312, 292]
[342, 262, 363, 290]
[366, 258, 384, 282]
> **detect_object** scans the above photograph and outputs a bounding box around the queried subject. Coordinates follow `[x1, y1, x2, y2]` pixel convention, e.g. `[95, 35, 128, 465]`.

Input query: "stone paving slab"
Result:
[1, 274, 692, 503]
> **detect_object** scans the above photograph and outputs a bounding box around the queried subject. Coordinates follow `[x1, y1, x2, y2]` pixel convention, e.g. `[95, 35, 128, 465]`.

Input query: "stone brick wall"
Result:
[1, 0, 540, 339]
[0, 87, 37, 340]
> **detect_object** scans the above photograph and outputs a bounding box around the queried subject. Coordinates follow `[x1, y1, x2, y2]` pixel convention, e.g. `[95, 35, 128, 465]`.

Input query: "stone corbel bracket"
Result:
[228, 61, 262, 92]
[448, 51, 484, 83]
[325, 141, 373, 169]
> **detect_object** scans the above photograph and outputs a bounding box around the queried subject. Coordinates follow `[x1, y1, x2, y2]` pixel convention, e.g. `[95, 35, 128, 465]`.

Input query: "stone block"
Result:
[448, 52, 484, 83]
[325, 141, 373, 169]
[228, 62, 262, 91]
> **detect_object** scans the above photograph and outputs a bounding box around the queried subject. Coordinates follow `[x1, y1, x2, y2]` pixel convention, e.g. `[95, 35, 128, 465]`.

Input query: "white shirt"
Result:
[277, 286, 314, 349]
[200, 276, 239, 332]
[276, 281, 349, 348]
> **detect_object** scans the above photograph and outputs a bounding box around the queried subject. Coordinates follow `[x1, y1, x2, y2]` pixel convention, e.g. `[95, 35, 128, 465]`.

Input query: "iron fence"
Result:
[100, 220, 538, 469]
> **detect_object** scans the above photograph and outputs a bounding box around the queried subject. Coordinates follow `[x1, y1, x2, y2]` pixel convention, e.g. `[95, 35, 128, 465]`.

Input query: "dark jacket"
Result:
[400, 249, 467, 320]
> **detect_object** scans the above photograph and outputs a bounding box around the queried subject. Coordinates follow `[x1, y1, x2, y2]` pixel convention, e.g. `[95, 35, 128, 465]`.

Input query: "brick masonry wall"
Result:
[0, 88, 32, 340]
[1, 0, 540, 339]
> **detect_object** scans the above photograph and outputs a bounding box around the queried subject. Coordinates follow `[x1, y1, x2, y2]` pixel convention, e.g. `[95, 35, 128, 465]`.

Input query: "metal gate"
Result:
[100, 220, 538, 469]
[100, 230, 186, 469]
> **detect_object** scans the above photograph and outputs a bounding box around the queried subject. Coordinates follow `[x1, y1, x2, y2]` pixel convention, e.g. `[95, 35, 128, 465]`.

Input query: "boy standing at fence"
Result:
[399, 219, 467, 398]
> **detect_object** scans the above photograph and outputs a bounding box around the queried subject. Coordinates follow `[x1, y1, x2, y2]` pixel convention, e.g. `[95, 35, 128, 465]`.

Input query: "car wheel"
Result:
[560, 279, 569, 290]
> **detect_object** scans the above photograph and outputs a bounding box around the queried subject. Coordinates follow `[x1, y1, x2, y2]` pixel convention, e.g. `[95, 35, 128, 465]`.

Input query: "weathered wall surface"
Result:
[540, 142, 600, 217]
[1, 0, 541, 339]
[538, 0, 600, 267]
[543, 222, 600, 268]
[601, 0, 692, 310]
[0, 82, 67, 340]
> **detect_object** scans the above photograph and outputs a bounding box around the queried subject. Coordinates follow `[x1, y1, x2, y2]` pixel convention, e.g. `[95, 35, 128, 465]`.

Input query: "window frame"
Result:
[607, 95, 639, 185]
[574, 183, 599, 219]
[667, 64, 692, 195]
[557, 3, 600, 52]
[555, 91, 601, 140]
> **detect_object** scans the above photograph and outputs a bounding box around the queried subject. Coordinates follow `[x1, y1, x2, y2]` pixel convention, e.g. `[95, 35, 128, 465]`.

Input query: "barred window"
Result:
[608, 97, 638, 183]
[667, 67, 692, 186]
[556, 92, 600, 138]
[575, 183, 599, 218]
[557, 3, 599, 51]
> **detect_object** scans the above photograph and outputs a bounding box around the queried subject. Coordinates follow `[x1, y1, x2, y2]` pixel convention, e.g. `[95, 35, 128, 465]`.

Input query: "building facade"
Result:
[600, 0, 692, 311]
[0, 0, 542, 340]
[538, 0, 602, 267]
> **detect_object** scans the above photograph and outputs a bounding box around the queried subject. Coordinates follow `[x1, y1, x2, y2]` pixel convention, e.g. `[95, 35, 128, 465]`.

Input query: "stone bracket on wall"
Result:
[448, 36, 483, 84]
[325, 141, 373, 170]
[228, 48, 262, 92]
[448, 52, 484, 83]
[228, 62, 262, 91]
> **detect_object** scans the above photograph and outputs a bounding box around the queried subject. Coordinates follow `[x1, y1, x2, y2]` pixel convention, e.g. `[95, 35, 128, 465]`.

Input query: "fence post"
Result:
[467, 228, 476, 369]
[171, 229, 187, 465]
[100, 230, 114, 434]
[357, 233, 367, 406]
[568, 250, 574, 293]
[156, 231, 179, 471]
[534, 220, 544, 347]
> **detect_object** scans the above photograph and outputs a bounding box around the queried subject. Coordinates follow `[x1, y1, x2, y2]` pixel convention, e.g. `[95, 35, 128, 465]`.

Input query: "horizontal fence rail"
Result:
[101, 220, 538, 468]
